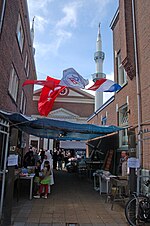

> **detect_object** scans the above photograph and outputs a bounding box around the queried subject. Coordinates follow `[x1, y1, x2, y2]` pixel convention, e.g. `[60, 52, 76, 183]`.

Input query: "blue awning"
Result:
[0, 110, 123, 141]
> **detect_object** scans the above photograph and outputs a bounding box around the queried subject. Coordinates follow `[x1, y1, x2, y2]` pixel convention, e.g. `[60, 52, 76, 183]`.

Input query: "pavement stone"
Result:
[11, 170, 128, 226]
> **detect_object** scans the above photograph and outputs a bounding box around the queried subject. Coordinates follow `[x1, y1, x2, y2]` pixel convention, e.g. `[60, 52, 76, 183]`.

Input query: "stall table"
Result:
[109, 177, 128, 210]
[93, 171, 116, 196]
[19, 174, 35, 200]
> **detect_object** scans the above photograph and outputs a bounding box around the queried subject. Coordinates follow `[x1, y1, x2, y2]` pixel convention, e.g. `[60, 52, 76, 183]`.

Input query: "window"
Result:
[118, 104, 128, 147]
[16, 14, 24, 52]
[20, 90, 26, 114]
[8, 65, 19, 101]
[101, 116, 107, 125]
[0, 0, 6, 33]
[24, 53, 28, 70]
[24, 53, 30, 78]
[117, 52, 127, 86]
[26, 63, 30, 78]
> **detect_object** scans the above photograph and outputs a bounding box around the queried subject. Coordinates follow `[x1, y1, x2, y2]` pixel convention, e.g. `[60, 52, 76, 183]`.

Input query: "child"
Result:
[34, 160, 51, 199]
[33, 160, 41, 196]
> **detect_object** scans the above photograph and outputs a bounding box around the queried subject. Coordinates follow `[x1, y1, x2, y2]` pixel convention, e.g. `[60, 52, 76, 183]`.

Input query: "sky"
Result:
[27, 0, 119, 103]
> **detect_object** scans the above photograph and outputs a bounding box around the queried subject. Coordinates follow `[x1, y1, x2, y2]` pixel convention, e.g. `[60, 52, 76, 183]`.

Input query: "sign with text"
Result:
[128, 157, 140, 168]
[7, 154, 18, 166]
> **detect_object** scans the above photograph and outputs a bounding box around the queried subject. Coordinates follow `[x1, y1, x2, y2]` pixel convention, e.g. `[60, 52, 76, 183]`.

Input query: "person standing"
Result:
[41, 151, 54, 192]
[40, 148, 45, 162]
[34, 160, 51, 199]
[33, 160, 41, 195]
[119, 151, 129, 176]
[53, 148, 58, 169]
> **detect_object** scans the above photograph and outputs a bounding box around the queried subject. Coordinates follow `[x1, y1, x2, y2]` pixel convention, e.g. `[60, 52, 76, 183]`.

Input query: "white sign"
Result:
[128, 157, 140, 168]
[7, 154, 18, 166]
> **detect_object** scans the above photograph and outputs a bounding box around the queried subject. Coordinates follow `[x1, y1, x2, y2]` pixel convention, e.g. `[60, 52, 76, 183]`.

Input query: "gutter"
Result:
[131, 0, 142, 194]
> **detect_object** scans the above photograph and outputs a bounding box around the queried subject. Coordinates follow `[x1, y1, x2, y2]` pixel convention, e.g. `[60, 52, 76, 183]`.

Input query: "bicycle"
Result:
[125, 180, 150, 226]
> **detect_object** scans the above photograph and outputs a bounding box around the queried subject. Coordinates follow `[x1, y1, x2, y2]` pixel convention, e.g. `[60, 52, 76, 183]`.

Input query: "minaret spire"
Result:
[30, 16, 35, 55]
[92, 23, 106, 111]
[97, 23, 101, 41]
[30, 16, 35, 44]
[96, 22, 102, 53]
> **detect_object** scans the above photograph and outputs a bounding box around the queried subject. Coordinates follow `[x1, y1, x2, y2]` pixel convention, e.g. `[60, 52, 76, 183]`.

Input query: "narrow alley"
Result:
[11, 170, 128, 226]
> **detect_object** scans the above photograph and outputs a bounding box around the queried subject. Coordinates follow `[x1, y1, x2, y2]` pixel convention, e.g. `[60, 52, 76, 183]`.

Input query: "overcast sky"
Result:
[27, 0, 118, 102]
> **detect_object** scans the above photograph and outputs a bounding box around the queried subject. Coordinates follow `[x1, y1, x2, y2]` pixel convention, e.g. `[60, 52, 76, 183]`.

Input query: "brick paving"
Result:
[11, 170, 128, 226]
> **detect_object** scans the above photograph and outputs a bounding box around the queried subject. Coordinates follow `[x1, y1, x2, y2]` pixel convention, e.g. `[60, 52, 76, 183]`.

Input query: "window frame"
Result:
[8, 65, 19, 102]
[16, 14, 24, 52]
[0, 0, 6, 33]
[24, 53, 30, 78]
[118, 104, 128, 147]
[117, 52, 127, 86]
[20, 89, 26, 114]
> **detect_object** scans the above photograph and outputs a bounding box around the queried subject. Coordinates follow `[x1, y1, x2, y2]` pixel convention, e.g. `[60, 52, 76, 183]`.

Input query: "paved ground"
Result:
[11, 170, 128, 226]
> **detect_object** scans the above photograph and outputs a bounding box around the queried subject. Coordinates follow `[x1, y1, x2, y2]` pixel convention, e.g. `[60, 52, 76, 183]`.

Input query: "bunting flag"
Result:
[38, 77, 66, 116]
[87, 78, 121, 92]
[22, 77, 61, 89]
[59, 68, 89, 89]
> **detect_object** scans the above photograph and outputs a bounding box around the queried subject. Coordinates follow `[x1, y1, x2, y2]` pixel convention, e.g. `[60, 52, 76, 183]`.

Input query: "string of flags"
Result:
[22, 68, 121, 116]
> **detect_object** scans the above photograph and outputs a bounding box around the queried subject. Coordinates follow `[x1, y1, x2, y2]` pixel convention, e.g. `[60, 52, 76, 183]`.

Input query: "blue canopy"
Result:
[0, 110, 123, 141]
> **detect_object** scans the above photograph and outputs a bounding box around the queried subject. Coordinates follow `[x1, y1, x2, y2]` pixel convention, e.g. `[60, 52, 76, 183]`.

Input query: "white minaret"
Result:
[92, 23, 105, 111]
[30, 16, 35, 55]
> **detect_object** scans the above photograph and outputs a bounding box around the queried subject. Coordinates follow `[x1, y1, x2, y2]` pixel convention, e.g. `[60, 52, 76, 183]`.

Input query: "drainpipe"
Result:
[0, 0, 6, 33]
[0, 126, 9, 220]
[131, 0, 142, 194]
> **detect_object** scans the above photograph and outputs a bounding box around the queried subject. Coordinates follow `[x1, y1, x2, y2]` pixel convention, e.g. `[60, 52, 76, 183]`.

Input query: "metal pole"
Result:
[131, 0, 142, 195]
[0, 126, 9, 219]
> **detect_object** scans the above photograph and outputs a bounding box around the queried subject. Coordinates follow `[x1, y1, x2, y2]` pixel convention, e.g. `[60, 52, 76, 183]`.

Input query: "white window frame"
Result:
[0, 0, 6, 33]
[118, 104, 128, 147]
[16, 14, 24, 52]
[8, 65, 19, 102]
[20, 90, 26, 114]
[26, 63, 30, 78]
[117, 52, 127, 86]
[24, 53, 30, 78]
[24, 53, 28, 70]
[101, 116, 107, 125]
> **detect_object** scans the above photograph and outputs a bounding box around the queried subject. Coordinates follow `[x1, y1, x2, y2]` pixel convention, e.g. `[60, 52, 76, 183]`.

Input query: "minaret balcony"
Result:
[92, 72, 106, 82]
[94, 51, 105, 61]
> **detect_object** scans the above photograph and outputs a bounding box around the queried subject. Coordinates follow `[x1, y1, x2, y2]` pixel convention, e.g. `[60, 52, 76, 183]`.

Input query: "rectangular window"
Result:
[16, 14, 24, 52]
[0, 0, 6, 33]
[118, 104, 128, 147]
[26, 63, 30, 78]
[20, 90, 26, 114]
[24, 53, 28, 70]
[24, 53, 30, 77]
[8, 65, 19, 102]
[117, 52, 127, 86]
[101, 116, 107, 125]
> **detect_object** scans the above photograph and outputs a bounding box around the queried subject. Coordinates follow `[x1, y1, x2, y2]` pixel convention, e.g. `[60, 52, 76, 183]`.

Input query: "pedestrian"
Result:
[40, 148, 45, 162]
[33, 160, 41, 195]
[118, 151, 129, 177]
[23, 147, 35, 167]
[34, 160, 51, 199]
[53, 148, 58, 169]
[57, 150, 63, 170]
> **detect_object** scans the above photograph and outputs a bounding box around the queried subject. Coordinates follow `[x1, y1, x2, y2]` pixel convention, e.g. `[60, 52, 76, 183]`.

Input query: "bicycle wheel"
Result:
[125, 196, 149, 226]
[125, 197, 137, 226]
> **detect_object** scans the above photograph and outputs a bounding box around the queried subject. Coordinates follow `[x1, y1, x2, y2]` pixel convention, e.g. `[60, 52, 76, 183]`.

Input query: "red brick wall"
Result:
[0, 0, 36, 152]
[0, 0, 36, 115]
[88, 0, 150, 169]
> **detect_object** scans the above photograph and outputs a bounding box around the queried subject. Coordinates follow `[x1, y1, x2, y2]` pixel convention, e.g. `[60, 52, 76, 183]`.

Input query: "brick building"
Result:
[0, 0, 36, 159]
[88, 0, 150, 175]
[0, 0, 37, 221]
